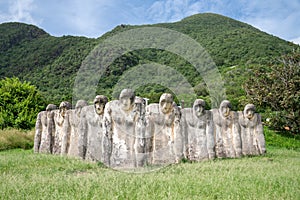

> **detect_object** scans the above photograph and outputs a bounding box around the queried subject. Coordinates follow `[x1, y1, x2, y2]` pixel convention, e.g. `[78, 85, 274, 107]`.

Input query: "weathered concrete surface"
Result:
[146, 93, 183, 165]
[60, 100, 88, 157]
[238, 104, 266, 156]
[212, 100, 241, 158]
[182, 99, 215, 161]
[34, 92, 266, 170]
[52, 101, 71, 155]
[102, 89, 138, 168]
[35, 104, 57, 154]
[78, 96, 107, 161]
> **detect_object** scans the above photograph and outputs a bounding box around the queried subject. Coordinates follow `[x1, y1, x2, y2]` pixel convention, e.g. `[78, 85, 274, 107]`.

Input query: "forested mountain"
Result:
[0, 13, 298, 107]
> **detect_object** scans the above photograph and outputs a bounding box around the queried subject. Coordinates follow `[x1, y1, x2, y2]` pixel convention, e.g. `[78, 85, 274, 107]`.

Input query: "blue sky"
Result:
[0, 0, 300, 44]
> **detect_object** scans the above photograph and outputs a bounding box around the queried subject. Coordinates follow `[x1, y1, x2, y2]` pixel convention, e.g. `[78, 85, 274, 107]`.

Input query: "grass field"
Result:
[0, 127, 299, 199]
[0, 147, 299, 200]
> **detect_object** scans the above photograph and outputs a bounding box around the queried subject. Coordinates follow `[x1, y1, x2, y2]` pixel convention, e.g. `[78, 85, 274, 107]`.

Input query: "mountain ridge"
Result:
[0, 13, 298, 106]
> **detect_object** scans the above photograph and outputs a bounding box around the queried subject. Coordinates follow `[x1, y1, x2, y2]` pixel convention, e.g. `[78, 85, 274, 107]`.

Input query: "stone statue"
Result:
[146, 93, 183, 165]
[34, 89, 267, 168]
[34, 104, 57, 154]
[102, 89, 139, 168]
[182, 99, 215, 161]
[212, 100, 241, 158]
[78, 95, 108, 161]
[61, 100, 88, 157]
[238, 104, 266, 155]
[133, 96, 148, 167]
[52, 101, 71, 154]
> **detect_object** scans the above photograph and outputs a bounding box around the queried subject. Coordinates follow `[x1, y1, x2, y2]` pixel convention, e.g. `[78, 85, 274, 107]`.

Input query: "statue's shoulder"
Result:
[146, 103, 159, 114]
[181, 108, 192, 120]
[81, 105, 95, 118]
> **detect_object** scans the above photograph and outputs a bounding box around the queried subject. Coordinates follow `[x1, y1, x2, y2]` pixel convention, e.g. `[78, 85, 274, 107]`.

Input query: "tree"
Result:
[244, 51, 300, 134]
[0, 77, 45, 129]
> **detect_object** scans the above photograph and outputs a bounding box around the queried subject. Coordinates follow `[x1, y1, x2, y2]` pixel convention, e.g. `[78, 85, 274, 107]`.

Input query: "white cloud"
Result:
[37, 0, 146, 37]
[290, 37, 300, 45]
[0, 0, 39, 25]
[240, 0, 300, 42]
[146, 0, 300, 43]
[0, 0, 299, 42]
[146, 0, 244, 23]
[147, 0, 197, 23]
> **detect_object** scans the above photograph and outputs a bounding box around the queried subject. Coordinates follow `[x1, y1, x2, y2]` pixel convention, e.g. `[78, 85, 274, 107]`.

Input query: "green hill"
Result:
[0, 13, 298, 106]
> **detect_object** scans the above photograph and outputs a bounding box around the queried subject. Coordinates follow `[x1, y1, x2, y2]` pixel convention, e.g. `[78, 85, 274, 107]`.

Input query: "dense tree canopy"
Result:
[244, 51, 300, 134]
[0, 13, 297, 105]
[0, 13, 299, 134]
[0, 77, 45, 129]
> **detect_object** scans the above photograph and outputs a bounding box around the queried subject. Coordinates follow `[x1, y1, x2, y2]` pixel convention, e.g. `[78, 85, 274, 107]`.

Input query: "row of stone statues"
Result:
[34, 89, 266, 169]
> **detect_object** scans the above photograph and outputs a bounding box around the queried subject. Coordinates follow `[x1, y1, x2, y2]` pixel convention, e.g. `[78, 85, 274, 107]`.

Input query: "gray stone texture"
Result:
[238, 104, 266, 155]
[78, 96, 107, 161]
[182, 99, 215, 161]
[102, 89, 139, 168]
[145, 93, 183, 165]
[34, 91, 266, 169]
[52, 101, 71, 155]
[34, 104, 57, 154]
[212, 100, 242, 158]
[61, 100, 88, 157]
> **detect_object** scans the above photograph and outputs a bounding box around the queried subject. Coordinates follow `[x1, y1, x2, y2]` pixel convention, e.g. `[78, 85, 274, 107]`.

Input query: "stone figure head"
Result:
[46, 104, 57, 112]
[59, 101, 71, 117]
[134, 96, 146, 115]
[193, 99, 206, 117]
[75, 100, 88, 116]
[46, 104, 57, 118]
[159, 93, 173, 114]
[94, 95, 108, 115]
[119, 89, 135, 111]
[219, 100, 232, 118]
[243, 104, 255, 120]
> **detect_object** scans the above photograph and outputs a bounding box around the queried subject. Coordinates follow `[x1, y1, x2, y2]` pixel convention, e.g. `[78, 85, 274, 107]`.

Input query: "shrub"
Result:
[0, 77, 45, 129]
[244, 51, 300, 134]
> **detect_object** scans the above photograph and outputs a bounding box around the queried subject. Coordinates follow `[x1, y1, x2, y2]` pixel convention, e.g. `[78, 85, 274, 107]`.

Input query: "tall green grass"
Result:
[264, 127, 300, 150]
[1, 126, 299, 151]
[0, 148, 299, 199]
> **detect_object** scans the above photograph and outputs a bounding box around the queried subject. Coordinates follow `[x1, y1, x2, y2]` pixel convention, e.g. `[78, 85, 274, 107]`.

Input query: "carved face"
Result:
[244, 104, 255, 120]
[59, 106, 67, 117]
[193, 99, 205, 117]
[59, 101, 71, 117]
[119, 89, 135, 111]
[159, 93, 173, 114]
[134, 97, 145, 114]
[94, 95, 108, 115]
[220, 100, 231, 118]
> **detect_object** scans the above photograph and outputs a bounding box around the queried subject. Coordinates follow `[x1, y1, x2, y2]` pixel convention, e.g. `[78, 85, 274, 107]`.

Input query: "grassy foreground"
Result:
[0, 147, 299, 199]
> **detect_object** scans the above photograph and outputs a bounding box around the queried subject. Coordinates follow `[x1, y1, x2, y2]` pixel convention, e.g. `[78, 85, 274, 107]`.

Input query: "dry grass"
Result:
[0, 128, 34, 150]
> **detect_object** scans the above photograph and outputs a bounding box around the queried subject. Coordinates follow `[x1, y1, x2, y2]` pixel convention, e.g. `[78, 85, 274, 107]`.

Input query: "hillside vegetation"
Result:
[1, 13, 300, 134]
[0, 13, 297, 105]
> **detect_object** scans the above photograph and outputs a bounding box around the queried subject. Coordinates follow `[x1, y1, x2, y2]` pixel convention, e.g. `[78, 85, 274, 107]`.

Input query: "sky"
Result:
[0, 0, 300, 45]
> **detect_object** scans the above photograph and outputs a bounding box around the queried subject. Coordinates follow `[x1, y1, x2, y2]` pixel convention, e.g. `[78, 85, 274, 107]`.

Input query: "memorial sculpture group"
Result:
[34, 89, 266, 169]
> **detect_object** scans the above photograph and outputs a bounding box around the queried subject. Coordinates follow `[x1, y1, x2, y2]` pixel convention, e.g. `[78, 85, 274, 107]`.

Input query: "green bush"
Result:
[0, 77, 45, 129]
[244, 51, 300, 134]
